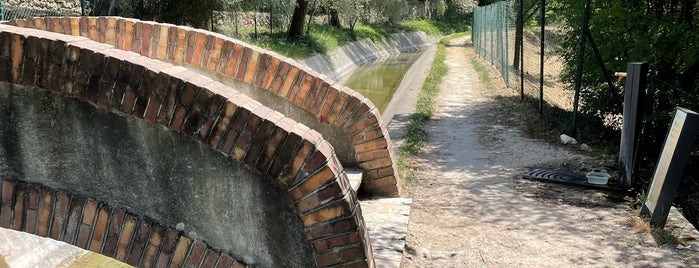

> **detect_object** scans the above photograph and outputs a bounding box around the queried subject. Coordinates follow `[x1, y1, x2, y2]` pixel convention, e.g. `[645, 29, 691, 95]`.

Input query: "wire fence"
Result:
[473, 0, 573, 127]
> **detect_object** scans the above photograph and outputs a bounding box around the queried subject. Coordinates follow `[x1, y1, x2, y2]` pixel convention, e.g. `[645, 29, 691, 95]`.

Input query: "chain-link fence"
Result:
[473, 0, 572, 126]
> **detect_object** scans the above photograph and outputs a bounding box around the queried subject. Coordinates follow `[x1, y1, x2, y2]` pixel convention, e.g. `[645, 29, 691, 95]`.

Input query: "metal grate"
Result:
[525, 169, 578, 182]
[522, 168, 623, 191]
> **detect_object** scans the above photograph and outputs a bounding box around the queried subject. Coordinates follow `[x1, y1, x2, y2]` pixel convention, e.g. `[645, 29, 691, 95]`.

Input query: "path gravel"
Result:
[399, 37, 698, 267]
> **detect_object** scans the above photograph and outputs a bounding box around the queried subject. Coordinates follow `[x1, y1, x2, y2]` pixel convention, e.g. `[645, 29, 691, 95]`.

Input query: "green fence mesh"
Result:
[1, 6, 69, 21]
[473, 0, 573, 125]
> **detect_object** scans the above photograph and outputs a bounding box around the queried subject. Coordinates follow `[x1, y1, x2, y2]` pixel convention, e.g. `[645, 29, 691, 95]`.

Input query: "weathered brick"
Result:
[348, 113, 380, 135]
[70, 17, 81, 35]
[140, 22, 153, 56]
[216, 40, 235, 73]
[206, 37, 224, 71]
[365, 184, 399, 196]
[312, 232, 362, 253]
[364, 175, 398, 189]
[316, 246, 365, 267]
[232, 113, 262, 161]
[270, 62, 291, 93]
[351, 126, 385, 144]
[202, 248, 220, 267]
[174, 28, 188, 63]
[200, 34, 215, 68]
[184, 240, 207, 267]
[182, 88, 213, 136]
[115, 213, 138, 261]
[234, 47, 252, 81]
[106, 17, 118, 46]
[141, 225, 165, 267]
[257, 124, 289, 172]
[218, 107, 251, 155]
[254, 54, 278, 89]
[354, 138, 388, 154]
[88, 206, 110, 253]
[293, 74, 315, 107]
[49, 191, 70, 240]
[224, 43, 244, 77]
[319, 87, 340, 122]
[336, 94, 363, 126]
[310, 82, 332, 115]
[126, 219, 153, 266]
[290, 166, 336, 200]
[170, 235, 192, 267]
[359, 156, 393, 170]
[282, 140, 315, 186]
[301, 77, 324, 110]
[189, 31, 207, 66]
[208, 101, 238, 149]
[300, 194, 356, 226]
[155, 229, 180, 267]
[268, 128, 303, 178]
[62, 197, 84, 244]
[88, 17, 99, 41]
[245, 118, 279, 168]
[215, 254, 235, 268]
[156, 76, 183, 126]
[302, 150, 330, 175]
[10, 33, 26, 84]
[295, 193, 321, 214]
[278, 66, 300, 97]
[36, 190, 53, 237]
[121, 20, 135, 51]
[327, 90, 351, 124]
[243, 50, 260, 84]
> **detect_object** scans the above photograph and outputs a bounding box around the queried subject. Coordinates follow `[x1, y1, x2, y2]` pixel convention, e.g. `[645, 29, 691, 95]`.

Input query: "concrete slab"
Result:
[346, 167, 363, 192]
[360, 198, 412, 268]
[0, 227, 131, 267]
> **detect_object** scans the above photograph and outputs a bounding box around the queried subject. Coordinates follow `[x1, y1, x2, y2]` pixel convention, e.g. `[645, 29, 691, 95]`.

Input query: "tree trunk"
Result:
[288, 0, 308, 39]
[329, 9, 341, 27]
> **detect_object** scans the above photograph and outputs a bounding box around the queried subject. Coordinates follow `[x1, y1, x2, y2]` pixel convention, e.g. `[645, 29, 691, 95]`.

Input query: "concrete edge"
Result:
[380, 43, 438, 127]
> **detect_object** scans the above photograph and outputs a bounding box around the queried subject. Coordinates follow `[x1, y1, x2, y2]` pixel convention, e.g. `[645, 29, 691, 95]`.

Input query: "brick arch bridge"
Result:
[0, 16, 402, 267]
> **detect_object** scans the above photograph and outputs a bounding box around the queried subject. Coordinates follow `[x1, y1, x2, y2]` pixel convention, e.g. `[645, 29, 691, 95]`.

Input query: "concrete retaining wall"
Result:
[300, 32, 438, 81]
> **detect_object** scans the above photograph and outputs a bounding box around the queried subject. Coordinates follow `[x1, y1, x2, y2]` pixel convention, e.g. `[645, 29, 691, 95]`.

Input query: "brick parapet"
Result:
[4, 16, 401, 197]
[0, 24, 373, 267]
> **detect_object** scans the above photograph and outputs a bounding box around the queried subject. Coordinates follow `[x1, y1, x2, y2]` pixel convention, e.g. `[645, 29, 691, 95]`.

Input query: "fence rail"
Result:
[473, 0, 574, 128]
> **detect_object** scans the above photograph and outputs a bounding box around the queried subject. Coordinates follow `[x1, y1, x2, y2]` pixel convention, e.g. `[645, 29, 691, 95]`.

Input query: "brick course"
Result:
[0, 22, 376, 267]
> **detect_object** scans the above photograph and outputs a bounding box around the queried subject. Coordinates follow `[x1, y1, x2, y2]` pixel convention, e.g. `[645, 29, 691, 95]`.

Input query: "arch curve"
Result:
[4, 16, 401, 196]
[0, 24, 374, 267]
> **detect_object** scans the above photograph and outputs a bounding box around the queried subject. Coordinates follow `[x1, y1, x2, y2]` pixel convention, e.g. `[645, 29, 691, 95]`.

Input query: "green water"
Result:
[341, 51, 423, 112]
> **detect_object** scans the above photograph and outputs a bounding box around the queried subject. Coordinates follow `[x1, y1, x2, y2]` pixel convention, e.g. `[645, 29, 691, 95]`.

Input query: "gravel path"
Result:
[400, 37, 698, 267]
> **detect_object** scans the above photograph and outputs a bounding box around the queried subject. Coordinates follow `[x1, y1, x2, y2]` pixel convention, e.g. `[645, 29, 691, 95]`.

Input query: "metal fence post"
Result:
[519, 0, 524, 100]
[571, 0, 591, 136]
[538, 0, 545, 115]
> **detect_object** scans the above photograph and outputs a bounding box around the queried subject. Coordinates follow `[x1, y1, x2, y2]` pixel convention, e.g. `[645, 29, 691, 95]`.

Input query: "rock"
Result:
[560, 134, 578, 145]
[175, 222, 185, 231]
[580, 143, 591, 151]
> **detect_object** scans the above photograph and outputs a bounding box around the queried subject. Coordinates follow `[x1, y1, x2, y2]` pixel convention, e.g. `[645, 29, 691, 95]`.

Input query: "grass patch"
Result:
[220, 20, 471, 59]
[397, 34, 454, 186]
[468, 56, 493, 91]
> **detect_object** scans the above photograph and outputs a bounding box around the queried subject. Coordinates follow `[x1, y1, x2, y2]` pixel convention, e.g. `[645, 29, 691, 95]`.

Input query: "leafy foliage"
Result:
[556, 0, 699, 189]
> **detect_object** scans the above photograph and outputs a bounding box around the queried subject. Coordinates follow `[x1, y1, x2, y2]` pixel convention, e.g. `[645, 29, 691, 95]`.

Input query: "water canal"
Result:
[340, 51, 424, 112]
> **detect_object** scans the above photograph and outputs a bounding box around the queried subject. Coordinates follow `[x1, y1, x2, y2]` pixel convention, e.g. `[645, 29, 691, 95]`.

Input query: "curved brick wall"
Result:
[0, 24, 374, 267]
[3, 16, 401, 197]
[0, 179, 246, 267]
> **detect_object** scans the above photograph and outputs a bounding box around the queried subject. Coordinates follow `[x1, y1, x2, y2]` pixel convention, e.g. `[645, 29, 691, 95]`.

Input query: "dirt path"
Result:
[400, 37, 698, 267]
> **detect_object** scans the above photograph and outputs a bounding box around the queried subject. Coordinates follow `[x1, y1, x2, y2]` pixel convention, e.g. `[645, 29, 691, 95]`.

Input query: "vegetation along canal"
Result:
[340, 51, 424, 112]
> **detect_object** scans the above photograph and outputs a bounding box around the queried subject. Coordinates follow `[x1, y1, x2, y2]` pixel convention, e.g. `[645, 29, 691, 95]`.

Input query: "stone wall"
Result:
[3, 0, 82, 15]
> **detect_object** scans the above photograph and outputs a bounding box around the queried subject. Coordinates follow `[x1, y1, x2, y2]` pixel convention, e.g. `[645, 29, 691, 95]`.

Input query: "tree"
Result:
[288, 0, 308, 38]
[556, 0, 699, 188]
